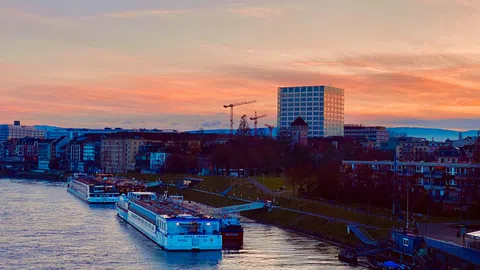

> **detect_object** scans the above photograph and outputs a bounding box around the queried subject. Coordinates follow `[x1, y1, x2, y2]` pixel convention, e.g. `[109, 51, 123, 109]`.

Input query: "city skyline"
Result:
[1, 0, 479, 131]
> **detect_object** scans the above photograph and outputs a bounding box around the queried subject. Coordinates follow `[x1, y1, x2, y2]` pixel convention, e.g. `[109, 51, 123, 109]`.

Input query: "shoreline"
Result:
[174, 188, 365, 249]
[0, 171, 65, 181]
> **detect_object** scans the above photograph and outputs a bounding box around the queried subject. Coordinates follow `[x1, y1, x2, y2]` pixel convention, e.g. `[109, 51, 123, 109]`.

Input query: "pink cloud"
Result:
[225, 3, 303, 19]
[103, 9, 191, 19]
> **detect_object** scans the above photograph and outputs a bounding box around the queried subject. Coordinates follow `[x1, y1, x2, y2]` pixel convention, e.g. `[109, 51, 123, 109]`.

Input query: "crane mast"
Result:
[223, 100, 256, 135]
[250, 111, 267, 136]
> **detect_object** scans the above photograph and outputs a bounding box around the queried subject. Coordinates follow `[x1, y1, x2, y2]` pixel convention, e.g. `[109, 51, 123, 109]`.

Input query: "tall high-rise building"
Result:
[277, 85, 344, 137]
[0, 121, 44, 142]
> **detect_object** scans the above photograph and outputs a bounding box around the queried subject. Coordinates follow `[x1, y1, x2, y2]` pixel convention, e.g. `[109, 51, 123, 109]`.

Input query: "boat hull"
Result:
[117, 206, 222, 251]
[222, 231, 244, 247]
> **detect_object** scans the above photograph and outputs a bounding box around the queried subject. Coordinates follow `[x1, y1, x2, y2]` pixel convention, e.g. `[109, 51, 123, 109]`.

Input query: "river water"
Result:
[0, 179, 364, 270]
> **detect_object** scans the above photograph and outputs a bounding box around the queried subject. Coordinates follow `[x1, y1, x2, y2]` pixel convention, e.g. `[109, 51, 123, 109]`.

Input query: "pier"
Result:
[343, 223, 480, 269]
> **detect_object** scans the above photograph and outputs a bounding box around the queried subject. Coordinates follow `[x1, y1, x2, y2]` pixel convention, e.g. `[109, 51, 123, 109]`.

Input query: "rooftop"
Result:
[290, 117, 308, 127]
[344, 124, 386, 130]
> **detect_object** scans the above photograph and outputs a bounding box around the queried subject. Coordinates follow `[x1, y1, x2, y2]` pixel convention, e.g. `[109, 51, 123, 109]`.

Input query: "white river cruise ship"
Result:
[67, 174, 144, 204]
[116, 192, 222, 251]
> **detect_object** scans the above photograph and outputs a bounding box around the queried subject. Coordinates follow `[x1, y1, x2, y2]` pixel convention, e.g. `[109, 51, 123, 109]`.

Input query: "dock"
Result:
[343, 224, 480, 269]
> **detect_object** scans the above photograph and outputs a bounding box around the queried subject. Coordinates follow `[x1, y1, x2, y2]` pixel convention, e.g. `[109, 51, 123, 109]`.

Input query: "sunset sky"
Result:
[1, 0, 479, 131]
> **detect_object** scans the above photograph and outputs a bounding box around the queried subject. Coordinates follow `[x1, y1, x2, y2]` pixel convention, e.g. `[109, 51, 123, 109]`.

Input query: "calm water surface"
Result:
[0, 179, 364, 270]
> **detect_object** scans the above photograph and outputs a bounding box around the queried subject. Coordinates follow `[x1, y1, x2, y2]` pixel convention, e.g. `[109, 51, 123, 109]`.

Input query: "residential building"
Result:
[309, 136, 362, 162]
[150, 153, 167, 170]
[42, 126, 179, 139]
[15, 138, 40, 162]
[342, 160, 480, 209]
[0, 139, 18, 161]
[102, 132, 232, 173]
[395, 137, 427, 161]
[277, 85, 344, 137]
[65, 134, 102, 172]
[37, 139, 55, 170]
[453, 137, 478, 148]
[65, 141, 82, 171]
[0, 121, 44, 142]
[135, 142, 167, 172]
[101, 133, 146, 173]
[51, 136, 70, 159]
[436, 147, 462, 163]
[344, 125, 389, 148]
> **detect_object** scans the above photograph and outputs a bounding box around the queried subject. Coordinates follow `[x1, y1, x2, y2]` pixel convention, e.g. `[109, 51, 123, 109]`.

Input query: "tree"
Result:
[285, 145, 314, 196]
[49, 158, 60, 170]
[236, 115, 251, 137]
[474, 146, 480, 163]
[165, 153, 195, 173]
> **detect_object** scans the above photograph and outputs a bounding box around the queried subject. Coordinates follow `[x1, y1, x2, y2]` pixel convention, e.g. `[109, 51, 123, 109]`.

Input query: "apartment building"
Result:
[0, 121, 44, 142]
[344, 124, 389, 148]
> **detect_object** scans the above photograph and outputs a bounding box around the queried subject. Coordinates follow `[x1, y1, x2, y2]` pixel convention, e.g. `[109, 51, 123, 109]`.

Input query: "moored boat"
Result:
[116, 191, 222, 251]
[66, 174, 145, 203]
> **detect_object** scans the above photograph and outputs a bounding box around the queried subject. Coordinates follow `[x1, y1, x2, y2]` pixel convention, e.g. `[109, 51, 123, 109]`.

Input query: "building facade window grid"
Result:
[277, 85, 344, 137]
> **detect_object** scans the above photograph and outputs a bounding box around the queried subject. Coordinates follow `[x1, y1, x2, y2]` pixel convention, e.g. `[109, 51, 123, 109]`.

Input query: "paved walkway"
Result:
[418, 223, 464, 246]
[192, 188, 384, 229]
[246, 178, 394, 221]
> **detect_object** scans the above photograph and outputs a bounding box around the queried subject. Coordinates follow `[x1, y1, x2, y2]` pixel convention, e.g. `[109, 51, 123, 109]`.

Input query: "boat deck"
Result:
[74, 177, 145, 190]
[133, 199, 206, 218]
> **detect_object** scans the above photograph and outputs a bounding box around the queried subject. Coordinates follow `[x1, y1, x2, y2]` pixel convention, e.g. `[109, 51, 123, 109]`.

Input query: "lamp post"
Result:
[392, 155, 397, 216]
[406, 170, 410, 229]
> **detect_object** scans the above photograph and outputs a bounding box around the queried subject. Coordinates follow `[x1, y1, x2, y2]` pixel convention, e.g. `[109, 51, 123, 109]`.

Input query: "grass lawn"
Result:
[151, 183, 391, 246]
[179, 189, 366, 246]
[251, 176, 292, 191]
[123, 173, 397, 228]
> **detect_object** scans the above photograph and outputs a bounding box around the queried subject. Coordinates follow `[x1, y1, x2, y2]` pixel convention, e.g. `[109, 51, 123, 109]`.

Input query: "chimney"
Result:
[14, 120, 20, 126]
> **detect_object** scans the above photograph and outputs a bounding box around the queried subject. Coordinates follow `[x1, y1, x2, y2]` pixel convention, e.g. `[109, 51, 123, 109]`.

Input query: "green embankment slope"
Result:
[136, 173, 391, 246]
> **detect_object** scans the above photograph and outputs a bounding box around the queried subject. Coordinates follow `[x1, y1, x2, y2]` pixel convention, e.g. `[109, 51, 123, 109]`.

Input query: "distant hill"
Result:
[387, 127, 478, 141]
[33, 125, 479, 141]
[34, 125, 61, 131]
[188, 127, 478, 141]
[187, 128, 277, 136]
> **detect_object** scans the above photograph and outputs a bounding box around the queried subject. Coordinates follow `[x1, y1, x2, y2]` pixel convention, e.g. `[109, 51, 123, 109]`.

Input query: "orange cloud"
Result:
[2, 50, 480, 130]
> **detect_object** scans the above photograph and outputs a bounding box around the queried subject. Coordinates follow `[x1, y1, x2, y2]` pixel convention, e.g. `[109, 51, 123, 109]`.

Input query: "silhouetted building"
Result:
[344, 124, 389, 148]
[290, 117, 309, 146]
[436, 147, 462, 163]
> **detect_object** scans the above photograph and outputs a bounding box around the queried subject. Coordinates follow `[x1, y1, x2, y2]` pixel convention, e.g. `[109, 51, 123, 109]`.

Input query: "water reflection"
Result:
[116, 217, 223, 268]
[0, 179, 362, 270]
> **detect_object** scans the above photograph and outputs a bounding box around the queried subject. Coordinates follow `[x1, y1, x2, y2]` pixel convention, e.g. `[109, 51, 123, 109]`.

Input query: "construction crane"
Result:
[223, 100, 256, 135]
[250, 111, 267, 136]
[265, 124, 274, 137]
